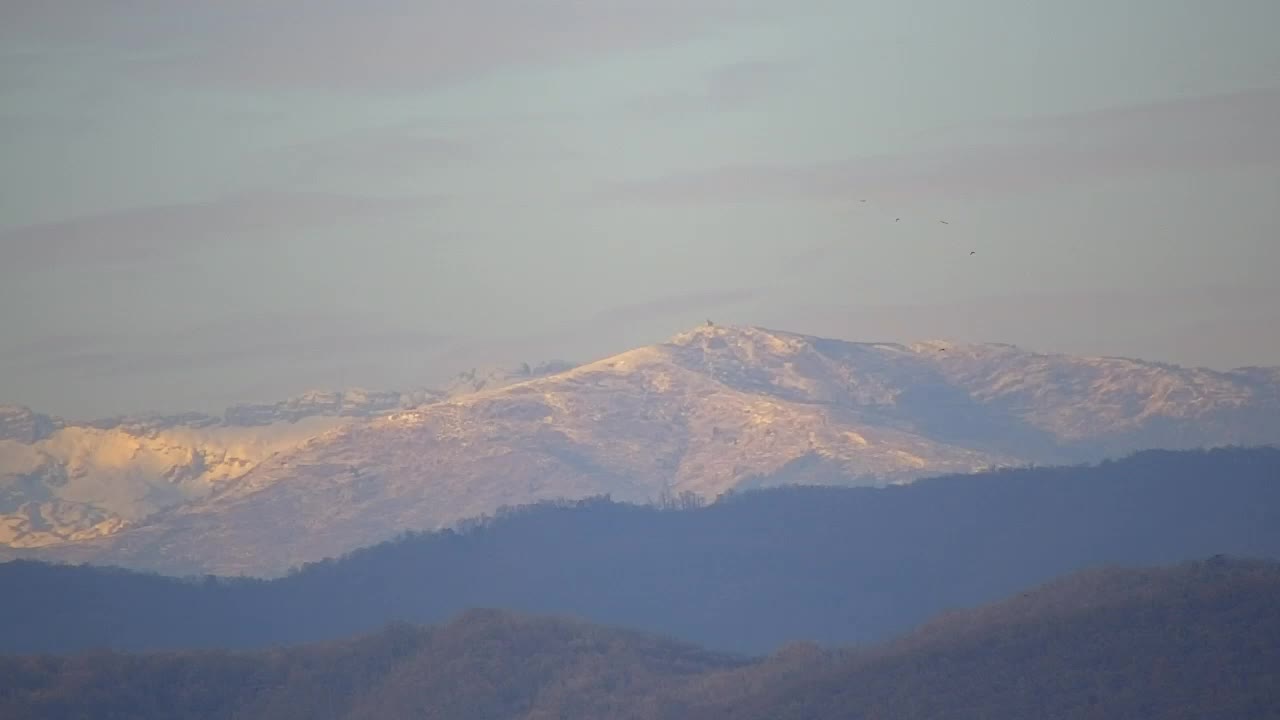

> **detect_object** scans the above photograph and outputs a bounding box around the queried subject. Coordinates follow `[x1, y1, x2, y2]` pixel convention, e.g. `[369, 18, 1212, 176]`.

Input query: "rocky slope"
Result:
[8, 324, 1278, 576]
[0, 364, 577, 549]
[0, 416, 350, 548]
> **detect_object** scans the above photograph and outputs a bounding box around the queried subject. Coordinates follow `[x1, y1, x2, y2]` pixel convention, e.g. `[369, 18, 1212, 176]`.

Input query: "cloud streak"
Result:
[263, 127, 474, 182]
[1, 190, 441, 271]
[7, 1, 784, 93]
[2, 311, 457, 380]
[767, 285, 1280, 372]
[588, 286, 768, 326]
[599, 87, 1280, 206]
[630, 59, 803, 115]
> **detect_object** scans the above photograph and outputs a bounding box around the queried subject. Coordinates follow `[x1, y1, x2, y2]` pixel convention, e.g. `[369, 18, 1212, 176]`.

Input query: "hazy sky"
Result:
[3, 1, 1279, 418]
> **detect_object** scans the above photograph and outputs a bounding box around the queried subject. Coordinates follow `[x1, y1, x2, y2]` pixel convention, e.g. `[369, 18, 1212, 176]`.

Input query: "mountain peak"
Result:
[670, 322, 797, 345]
[668, 324, 970, 362]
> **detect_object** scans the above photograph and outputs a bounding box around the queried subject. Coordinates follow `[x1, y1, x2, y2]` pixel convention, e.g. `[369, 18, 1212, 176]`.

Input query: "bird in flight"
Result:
[895, 217, 900, 222]
[939, 220, 949, 224]
[969, 251, 976, 255]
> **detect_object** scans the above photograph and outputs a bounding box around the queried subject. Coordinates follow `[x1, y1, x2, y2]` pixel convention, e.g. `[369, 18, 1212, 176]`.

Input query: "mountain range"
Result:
[3, 324, 1279, 576]
[0, 363, 568, 550]
[3, 557, 1277, 720]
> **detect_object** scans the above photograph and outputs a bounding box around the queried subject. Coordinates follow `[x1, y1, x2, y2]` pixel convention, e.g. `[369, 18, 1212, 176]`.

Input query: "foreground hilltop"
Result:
[2, 557, 1276, 719]
[6, 325, 1280, 575]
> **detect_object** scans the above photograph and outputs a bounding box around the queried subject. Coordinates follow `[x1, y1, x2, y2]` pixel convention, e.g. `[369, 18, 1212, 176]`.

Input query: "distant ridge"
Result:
[0, 364, 570, 548]
[1, 556, 1277, 720]
[687, 556, 1280, 720]
[3, 447, 1278, 656]
[5, 324, 1280, 575]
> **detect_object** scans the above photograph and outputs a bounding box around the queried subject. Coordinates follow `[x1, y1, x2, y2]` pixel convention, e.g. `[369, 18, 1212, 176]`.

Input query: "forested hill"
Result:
[2, 446, 1279, 656]
[679, 557, 1280, 720]
[2, 558, 1277, 720]
[0, 609, 747, 720]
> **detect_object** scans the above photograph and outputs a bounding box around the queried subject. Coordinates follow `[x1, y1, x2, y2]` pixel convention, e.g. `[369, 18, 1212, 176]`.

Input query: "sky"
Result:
[2, 0, 1279, 419]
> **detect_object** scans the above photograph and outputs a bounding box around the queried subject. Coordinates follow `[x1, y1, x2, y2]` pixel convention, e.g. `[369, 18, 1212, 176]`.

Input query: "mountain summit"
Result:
[6, 325, 1279, 576]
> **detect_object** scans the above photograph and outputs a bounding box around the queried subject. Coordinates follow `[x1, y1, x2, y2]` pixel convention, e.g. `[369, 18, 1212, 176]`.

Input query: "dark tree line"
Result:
[1, 558, 1277, 720]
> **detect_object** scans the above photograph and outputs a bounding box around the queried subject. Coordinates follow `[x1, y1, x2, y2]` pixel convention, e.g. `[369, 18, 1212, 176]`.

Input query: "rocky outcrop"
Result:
[0, 417, 351, 547]
[0, 370, 569, 549]
[0, 406, 63, 444]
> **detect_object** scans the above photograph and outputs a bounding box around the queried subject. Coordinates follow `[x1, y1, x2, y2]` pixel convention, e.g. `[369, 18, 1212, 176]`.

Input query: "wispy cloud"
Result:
[705, 60, 801, 108]
[630, 58, 802, 115]
[0, 111, 97, 139]
[2, 311, 457, 380]
[599, 87, 1280, 206]
[7, 2, 783, 93]
[1, 190, 441, 272]
[1007, 86, 1280, 137]
[769, 285, 1280, 371]
[588, 286, 768, 326]
[260, 125, 476, 182]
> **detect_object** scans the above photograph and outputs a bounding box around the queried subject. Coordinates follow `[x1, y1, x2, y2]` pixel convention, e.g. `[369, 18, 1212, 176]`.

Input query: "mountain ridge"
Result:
[2, 557, 1277, 720]
[0, 362, 574, 548]
[4, 324, 1279, 574]
[3, 446, 1278, 655]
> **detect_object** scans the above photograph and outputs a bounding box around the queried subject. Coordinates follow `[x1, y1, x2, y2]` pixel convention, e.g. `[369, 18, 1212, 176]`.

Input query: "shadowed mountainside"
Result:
[2, 447, 1277, 657]
[678, 556, 1280, 720]
[1, 558, 1277, 720]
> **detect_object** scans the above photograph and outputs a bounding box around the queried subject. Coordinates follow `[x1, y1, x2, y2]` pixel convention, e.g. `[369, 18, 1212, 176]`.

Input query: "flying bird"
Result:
[969, 251, 976, 255]
[895, 217, 900, 222]
[939, 220, 949, 224]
